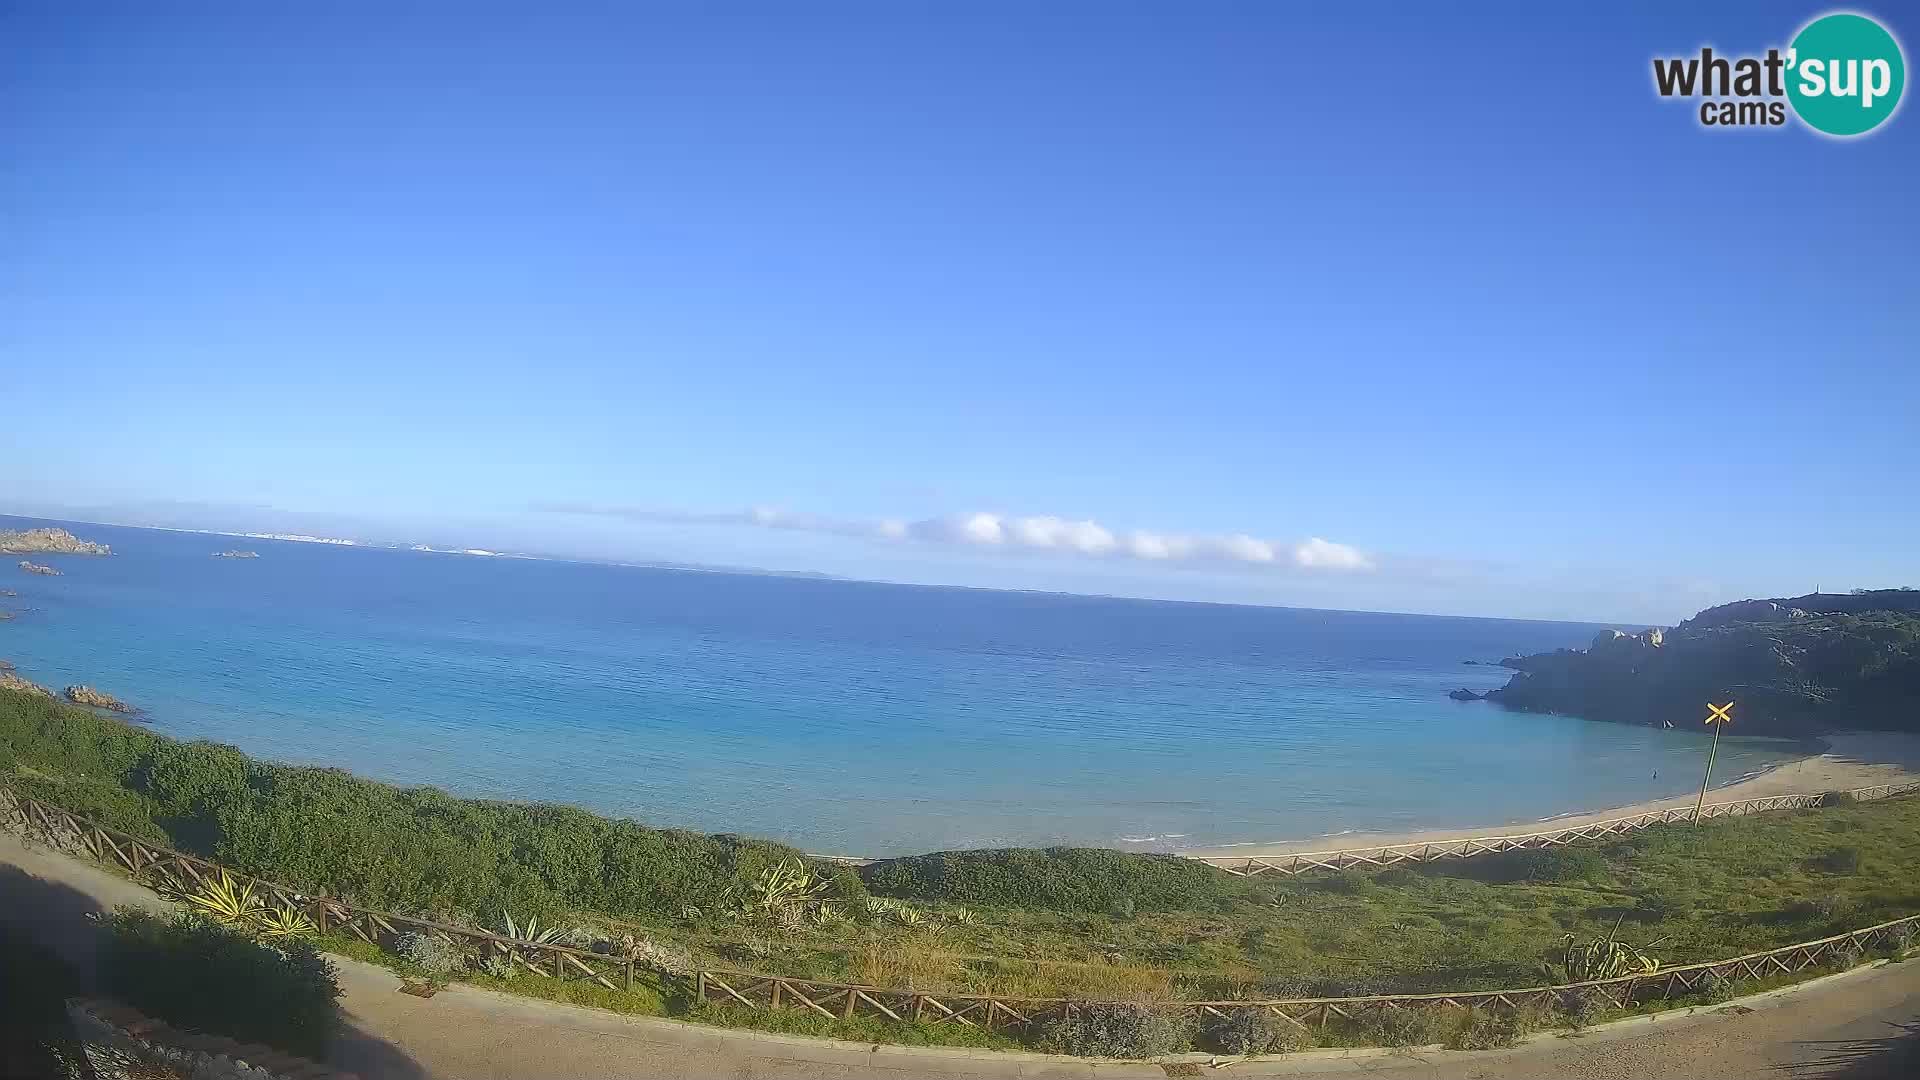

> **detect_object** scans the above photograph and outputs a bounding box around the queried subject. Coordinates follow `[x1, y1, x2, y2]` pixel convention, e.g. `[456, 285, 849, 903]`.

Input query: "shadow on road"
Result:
[1778, 1018, 1920, 1080]
[0, 858, 428, 1079]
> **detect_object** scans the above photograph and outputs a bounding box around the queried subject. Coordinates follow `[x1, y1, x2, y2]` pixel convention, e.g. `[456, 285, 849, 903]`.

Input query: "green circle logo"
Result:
[1787, 13, 1906, 136]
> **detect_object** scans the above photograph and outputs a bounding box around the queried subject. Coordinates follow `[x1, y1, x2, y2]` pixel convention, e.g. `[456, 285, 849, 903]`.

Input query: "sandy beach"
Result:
[1179, 730, 1920, 860]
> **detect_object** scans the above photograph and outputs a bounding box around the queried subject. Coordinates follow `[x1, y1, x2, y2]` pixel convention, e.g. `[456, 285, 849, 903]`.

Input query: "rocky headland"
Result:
[1454, 589, 1920, 737]
[0, 527, 110, 556]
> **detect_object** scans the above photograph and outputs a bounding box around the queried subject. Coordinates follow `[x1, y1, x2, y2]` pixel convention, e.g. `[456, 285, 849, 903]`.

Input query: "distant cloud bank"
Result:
[534, 502, 1374, 573]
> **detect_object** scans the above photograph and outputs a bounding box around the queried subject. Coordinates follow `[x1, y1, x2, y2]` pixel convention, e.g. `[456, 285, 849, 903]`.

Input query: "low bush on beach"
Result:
[1033, 1001, 1193, 1057]
[1198, 1006, 1309, 1055]
[858, 845, 1248, 912]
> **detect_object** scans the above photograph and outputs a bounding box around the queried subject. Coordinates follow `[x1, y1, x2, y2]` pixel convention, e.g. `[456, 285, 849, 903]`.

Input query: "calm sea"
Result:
[0, 516, 1804, 856]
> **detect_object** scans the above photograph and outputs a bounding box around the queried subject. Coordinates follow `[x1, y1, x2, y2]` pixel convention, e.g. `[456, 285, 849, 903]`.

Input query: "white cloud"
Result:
[1214, 534, 1276, 564]
[1293, 536, 1374, 570]
[533, 502, 1374, 573]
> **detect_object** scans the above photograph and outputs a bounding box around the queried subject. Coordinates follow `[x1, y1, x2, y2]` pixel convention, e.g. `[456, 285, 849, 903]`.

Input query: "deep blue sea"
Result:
[0, 516, 1804, 856]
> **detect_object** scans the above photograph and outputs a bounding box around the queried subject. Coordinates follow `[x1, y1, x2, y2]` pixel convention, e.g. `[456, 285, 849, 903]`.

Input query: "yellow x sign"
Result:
[1706, 700, 1734, 725]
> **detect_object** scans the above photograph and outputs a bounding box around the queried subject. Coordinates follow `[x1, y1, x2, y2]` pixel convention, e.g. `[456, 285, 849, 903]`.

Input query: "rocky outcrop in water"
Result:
[64, 685, 135, 713]
[1, 671, 54, 697]
[0, 527, 110, 556]
[1447, 688, 1485, 701]
[213, 550, 260, 559]
[1474, 589, 1920, 737]
[17, 561, 61, 576]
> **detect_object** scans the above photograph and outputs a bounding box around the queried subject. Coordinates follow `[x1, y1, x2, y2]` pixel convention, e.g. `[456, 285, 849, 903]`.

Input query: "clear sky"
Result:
[2, 2, 1915, 623]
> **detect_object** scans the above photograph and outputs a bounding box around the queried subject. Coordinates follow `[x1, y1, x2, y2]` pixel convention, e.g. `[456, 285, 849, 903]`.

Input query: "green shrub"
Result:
[1554, 987, 1605, 1029]
[1033, 1002, 1191, 1058]
[1317, 870, 1379, 896]
[1353, 1005, 1452, 1047]
[1447, 1007, 1545, 1050]
[1821, 790, 1858, 806]
[0, 688, 814, 921]
[97, 908, 341, 1059]
[1455, 847, 1607, 884]
[1827, 942, 1866, 971]
[1812, 846, 1863, 875]
[1198, 1006, 1308, 1055]
[858, 847, 1244, 912]
[1696, 971, 1736, 1003]
[397, 932, 466, 977]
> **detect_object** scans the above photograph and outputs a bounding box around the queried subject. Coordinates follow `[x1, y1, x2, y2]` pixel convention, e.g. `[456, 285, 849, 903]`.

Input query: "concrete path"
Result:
[5, 829, 1917, 1079]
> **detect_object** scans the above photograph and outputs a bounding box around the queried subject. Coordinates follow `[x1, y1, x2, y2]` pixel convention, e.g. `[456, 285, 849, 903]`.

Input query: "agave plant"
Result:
[253, 903, 319, 938]
[178, 870, 266, 927]
[861, 896, 926, 927]
[729, 860, 834, 927]
[500, 911, 563, 945]
[1550, 917, 1665, 982]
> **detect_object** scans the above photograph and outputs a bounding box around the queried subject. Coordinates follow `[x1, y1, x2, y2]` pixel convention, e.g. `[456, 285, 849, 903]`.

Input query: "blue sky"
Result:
[2, 2, 1914, 623]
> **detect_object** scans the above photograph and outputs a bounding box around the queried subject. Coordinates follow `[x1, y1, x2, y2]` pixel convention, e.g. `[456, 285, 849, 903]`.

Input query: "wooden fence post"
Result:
[624, 958, 634, 993]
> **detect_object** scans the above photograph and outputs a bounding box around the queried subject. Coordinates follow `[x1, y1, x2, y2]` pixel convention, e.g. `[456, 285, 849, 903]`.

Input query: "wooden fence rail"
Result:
[5, 782, 1917, 1042]
[1187, 781, 1920, 877]
[690, 912, 1920, 1034]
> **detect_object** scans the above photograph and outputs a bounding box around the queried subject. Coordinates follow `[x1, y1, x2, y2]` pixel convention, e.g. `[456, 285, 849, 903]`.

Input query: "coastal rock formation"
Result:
[17, 561, 61, 576]
[64, 685, 136, 713]
[0, 527, 110, 556]
[1475, 589, 1920, 737]
[1447, 688, 1484, 701]
[1, 671, 54, 697]
[213, 550, 261, 559]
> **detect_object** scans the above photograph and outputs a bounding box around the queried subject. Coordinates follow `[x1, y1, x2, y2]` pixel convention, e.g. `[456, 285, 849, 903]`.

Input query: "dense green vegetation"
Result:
[860, 846, 1239, 912]
[98, 908, 342, 1059]
[1491, 590, 1920, 736]
[0, 687, 841, 921]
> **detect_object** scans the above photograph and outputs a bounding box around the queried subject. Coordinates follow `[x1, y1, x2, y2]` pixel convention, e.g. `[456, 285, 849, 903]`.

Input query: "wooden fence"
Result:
[6, 782, 1918, 1044]
[693, 912, 1919, 1033]
[1187, 781, 1920, 877]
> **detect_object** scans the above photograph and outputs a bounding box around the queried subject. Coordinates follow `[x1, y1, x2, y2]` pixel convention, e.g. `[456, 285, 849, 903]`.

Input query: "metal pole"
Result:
[1693, 720, 1723, 825]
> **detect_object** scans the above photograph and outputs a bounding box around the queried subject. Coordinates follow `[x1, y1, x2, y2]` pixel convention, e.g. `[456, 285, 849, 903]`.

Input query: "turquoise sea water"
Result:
[0, 515, 1806, 856]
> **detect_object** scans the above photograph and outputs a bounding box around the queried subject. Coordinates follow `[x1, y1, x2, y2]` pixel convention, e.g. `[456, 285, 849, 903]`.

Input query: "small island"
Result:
[64, 684, 137, 714]
[213, 550, 261, 559]
[0, 527, 111, 556]
[17, 561, 62, 576]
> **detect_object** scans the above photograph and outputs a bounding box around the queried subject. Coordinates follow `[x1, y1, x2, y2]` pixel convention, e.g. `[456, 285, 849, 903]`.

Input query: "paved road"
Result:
[5, 829, 1917, 1079]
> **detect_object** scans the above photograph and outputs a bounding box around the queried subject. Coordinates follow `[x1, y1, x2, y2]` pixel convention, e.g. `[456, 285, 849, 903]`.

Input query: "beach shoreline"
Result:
[1178, 730, 1920, 859]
